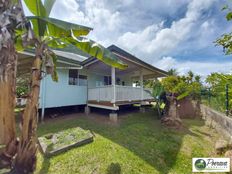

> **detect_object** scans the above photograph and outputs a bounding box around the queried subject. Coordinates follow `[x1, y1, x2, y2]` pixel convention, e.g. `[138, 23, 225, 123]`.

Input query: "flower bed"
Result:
[38, 127, 94, 157]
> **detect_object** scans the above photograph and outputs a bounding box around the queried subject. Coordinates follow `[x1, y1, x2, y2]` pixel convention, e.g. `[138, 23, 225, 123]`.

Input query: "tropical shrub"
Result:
[16, 73, 30, 98]
[204, 73, 232, 113]
[161, 71, 202, 100]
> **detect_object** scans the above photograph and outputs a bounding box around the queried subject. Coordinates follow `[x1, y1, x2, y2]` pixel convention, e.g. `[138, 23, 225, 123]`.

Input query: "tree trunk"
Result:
[161, 94, 182, 129]
[0, 39, 17, 168]
[11, 45, 43, 174]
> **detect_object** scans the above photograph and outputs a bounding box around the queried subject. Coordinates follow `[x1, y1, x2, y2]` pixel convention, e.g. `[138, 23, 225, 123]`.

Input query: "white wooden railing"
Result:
[115, 85, 141, 101]
[88, 85, 113, 102]
[88, 85, 154, 103]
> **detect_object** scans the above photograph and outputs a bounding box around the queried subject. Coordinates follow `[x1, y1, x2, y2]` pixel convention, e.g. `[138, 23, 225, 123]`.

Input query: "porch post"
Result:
[111, 67, 116, 103]
[140, 70, 144, 101]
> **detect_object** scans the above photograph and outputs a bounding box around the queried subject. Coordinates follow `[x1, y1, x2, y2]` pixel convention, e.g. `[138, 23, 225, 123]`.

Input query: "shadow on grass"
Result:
[37, 108, 205, 174]
[39, 157, 50, 174]
[106, 163, 121, 174]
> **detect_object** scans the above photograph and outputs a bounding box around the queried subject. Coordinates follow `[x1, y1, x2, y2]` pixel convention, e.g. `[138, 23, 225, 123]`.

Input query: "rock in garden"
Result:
[215, 139, 228, 154]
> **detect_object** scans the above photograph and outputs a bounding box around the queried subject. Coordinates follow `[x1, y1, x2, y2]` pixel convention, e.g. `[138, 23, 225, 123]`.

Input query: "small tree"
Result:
[167, 68, 178, 76]
[160, 73, 202, 127]
[205, 73, 232, 113]
[162, 73, 202, 100]
[215, 3, 232, 55]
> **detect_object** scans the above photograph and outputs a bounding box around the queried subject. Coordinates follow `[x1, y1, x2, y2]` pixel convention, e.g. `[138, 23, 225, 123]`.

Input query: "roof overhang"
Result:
[18, 51, 83, 75]
[83, 45, 168, 78]
[19, 50, 85, 66]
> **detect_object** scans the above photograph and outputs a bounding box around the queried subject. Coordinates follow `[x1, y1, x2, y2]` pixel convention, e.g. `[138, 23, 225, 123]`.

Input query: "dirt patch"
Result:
[161, 117, 182, 129]
[42, 113, 85, 123]
[42, 112, 122, 127]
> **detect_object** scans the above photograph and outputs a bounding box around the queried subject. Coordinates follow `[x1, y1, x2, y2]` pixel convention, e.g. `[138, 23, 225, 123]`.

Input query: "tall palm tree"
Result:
[187, 71, 194, 83]
[167, 68, 178, 76]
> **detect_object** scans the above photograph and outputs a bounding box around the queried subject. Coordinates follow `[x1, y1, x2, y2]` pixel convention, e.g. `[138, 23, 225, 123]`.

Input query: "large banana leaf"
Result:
[22, 0, 127, 73]
[66, 37, 128, 70]
[27, 16, 92, 37]
[24, 0, 47, 17]
[24, 0, 55, 16]
[44, 0, 56, 16]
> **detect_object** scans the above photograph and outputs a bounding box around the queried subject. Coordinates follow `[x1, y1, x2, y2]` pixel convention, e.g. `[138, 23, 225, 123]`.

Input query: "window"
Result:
[68, 69, 88, 86]
[104, 76, 111, 85]
[69, 69, 78, 85]
[79, 75, 87, 86]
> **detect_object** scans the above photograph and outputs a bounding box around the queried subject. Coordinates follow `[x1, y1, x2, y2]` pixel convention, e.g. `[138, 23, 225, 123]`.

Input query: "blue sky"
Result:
[25, 0, 232, 77]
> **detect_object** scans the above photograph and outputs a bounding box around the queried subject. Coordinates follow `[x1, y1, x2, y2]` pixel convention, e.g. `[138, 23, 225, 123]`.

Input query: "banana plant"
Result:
[9, 0, 127, 173]
[20, 0, 127, 71]
[0, 0, 24, 170]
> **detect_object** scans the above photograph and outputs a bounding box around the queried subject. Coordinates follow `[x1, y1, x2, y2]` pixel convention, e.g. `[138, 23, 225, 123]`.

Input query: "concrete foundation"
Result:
[74, 106, 79, 112]
[140, 106, 146, 113]
[109, 113, 118, 123]
[85, 106, 90, 115]
[140, 101, 147, 105]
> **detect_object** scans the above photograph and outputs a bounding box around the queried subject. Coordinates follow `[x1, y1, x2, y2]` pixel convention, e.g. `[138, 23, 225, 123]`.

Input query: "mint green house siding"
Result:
[40, 69, 87, 108]
[39, 69, 134, 109]
[19, 44, 167, 121]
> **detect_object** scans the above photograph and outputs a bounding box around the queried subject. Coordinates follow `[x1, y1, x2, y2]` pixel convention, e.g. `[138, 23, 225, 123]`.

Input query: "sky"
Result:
[25, 0, 232, 77]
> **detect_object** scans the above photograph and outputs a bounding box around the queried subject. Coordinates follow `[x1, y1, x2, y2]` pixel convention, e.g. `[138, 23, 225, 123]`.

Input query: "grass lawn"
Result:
[35, 110, 220, 174]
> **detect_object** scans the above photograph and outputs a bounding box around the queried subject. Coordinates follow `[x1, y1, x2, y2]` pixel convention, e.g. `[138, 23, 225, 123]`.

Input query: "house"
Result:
[18, 45, 167, 121]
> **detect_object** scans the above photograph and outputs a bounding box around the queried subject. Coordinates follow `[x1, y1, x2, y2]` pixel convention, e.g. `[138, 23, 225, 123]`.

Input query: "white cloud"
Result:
[50, 0, 90, 25]
[155, 56, 232, 77]
[50, 0, 123, 46]
[23, 0, 232, 77]
[117, 22, 164, 51]
[117, 0, 216, 60]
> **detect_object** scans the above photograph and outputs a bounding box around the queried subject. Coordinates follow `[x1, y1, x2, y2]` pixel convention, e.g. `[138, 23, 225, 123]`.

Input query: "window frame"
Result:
[68, 69, 78, 86]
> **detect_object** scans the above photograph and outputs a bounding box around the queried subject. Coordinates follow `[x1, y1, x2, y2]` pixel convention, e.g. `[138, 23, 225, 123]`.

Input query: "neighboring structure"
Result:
[18, 45, 167, 121]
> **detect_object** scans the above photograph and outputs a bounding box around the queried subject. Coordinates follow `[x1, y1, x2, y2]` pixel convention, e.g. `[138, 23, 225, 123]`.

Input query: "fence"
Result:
[201, 84, 231, 116]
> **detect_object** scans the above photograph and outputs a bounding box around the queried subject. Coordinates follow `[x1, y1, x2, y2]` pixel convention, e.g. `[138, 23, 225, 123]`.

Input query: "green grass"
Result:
[35, 111, 220, 174]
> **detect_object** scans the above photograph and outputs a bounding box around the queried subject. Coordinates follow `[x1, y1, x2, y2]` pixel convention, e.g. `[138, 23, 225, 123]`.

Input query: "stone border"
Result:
[200, 104, 232, 139]
[38, 134, 94, 157]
